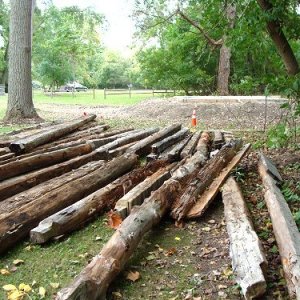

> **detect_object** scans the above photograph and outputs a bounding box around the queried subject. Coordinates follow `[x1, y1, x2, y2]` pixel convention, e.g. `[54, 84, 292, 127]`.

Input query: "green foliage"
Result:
[281, 181, 300, 203]
[293, 211, 300, 229]
[266, 123, 293, 148]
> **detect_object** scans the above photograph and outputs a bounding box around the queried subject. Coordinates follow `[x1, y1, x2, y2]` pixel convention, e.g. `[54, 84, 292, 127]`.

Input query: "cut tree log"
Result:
[258, 154, 300, 299]
[56, 143, 210, 300]
[180, 131, 201, 158]
[0, 147, 10, 155]
[213, 130, 224, 149]
[186, 143, 251, 218]
[30, 160, 168, 244]
[151, 128, 189, 154]
[0, 143, 97, 181]
[126, 123, 182, 156]
[167, 135, 191, 162]
[9, 114, 96, 154]
[222, 176, 267, 299]
[0, 152, 14, 162]
[171, 140, 243, 221]
[0, 153, 138, 254]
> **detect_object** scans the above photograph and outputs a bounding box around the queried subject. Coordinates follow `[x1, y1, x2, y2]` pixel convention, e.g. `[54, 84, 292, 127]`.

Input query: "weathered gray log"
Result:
[0, 153, 138, 255]
[151, 128, 189, 154]
[223, 132, 234, 143]
[258, 154, 300, 299]
[171, 140, 243, 221]
[56, 144, 208, 300]
[222, 176, 267, 299]
[107, 142, 136, 159]
[180, 131, 201, 158]
[213, 130, 224, 149]
[30, 160, 168, 244]
[127, 124, 182, 156]
[167, 135, 191, 162]
[0, 143, 96, 181]
[9, 114, 96, 154]
[114, 163, 174, 219]
[186, 143, 251, 218]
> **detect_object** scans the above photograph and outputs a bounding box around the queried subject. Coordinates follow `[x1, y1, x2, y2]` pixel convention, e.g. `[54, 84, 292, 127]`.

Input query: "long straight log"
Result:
[9, 114, 96, 154]
[186, 143, 251, 218]
[222, 176, 267, 299]
[0, 153, 138, 255]
[171, 140, 243, 221]
[30, 160, 168, 244]
[258, 154, 300, 299]
[0, 152, 14, 162]
[127, 124, 182, 155]
[167, 135, 191, 162]
[180, 131, 201, 158]
[56, 145, 209, 300]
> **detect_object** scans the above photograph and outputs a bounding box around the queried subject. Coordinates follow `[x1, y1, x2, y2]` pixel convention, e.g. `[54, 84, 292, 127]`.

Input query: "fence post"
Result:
[104, 88, 106, 100]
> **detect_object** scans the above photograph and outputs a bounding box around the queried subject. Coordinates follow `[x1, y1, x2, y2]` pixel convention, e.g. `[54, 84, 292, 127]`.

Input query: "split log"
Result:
[213, 130, 224, 149]
[258, 154, 300, 299]
[171, 140, 243, 221]
[56, 144, 209, 300]
[151, 128, 189, 154]
[0, 153, 138, 255]
[9, 114, 96, 154]
[114, 163, 174, 219]
[30, 160, 168, 244]
[180, 131, 201, 158]
[0, 143, 95, 181]
[127, 124, 182, 155]
[186, 143, 251, 218]
[167, 135, 191, 162]
[222, 176, 267, 299]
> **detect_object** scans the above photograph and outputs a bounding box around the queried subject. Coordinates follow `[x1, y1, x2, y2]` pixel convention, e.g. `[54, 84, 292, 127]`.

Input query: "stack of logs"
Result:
[0, 115, 299, 300]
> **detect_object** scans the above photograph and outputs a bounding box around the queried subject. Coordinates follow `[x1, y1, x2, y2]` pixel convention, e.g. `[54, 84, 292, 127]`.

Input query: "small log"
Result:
[56, 145, 208, 300]
[30, 160, 168, 244]
[180, 131, 201, 158]
[258, 154, 300, 299]
[222, 176, 267, 299]
[0, 152, 14, 162]
[167, 135, 191, 162]
[0, 153, 138, 255]
[212, 130, 224, 149]
[9, 114, 96, 154]
[0, 143, 95, 181]
[186, 143, 251, 218]
[127, 124, 182, 156]
[107, 142, 136, 159]
[151, 128, 189, 154]
[114, 163, 174, 218]
[171, 140, 243, 221]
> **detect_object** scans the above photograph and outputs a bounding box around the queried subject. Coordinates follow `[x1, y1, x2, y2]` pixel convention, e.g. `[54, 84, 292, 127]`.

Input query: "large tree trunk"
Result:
[257, 0, 299, 75]
[4, 0, 40, 123]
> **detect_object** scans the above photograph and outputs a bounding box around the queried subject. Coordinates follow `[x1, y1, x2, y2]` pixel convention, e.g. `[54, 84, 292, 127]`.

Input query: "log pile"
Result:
[1, 118, 296, 300]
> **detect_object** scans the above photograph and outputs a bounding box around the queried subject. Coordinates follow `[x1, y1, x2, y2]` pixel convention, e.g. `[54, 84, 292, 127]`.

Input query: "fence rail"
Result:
[103, 88, 176, 99]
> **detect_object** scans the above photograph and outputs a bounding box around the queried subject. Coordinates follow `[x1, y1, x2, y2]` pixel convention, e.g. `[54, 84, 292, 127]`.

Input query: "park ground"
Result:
[0, 91, 299, 300]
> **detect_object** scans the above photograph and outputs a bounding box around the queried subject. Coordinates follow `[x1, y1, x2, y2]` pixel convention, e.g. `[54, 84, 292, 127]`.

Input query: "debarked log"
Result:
[0, 153, 138, 255]
[9, 114, 96, 154]
[222, 176, 267, 299]
[258, 154, 300, 299]
[56, 144, 209, 300]
[30, 160, 168, 244]
[171, 140, 243, 221]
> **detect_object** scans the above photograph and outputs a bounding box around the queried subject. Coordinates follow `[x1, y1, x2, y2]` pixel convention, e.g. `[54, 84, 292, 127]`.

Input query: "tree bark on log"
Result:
[30, 160, 168, 244]
[56, 145, 209, 300]
[9, 114, 96, 154]
[167, 135, 191, 162]
[222, 176, 267, 299]
[180, 131, 201, 159]
[0, 143, 95, 181]
[0, 153, 138, 254]
[127, 124, 182, 156]
[258, 154, 300, 299]
[186, 143, 251, 218]
[0, 152, 14, 162]
[171, 140, 243, 221]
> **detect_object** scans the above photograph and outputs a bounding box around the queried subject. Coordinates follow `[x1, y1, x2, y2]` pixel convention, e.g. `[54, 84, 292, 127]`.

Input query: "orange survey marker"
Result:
[191, 109, 197, 127]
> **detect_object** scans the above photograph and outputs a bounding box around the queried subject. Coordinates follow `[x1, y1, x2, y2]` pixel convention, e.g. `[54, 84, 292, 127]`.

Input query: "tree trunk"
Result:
[30, 160, 168, 244]
[258, 154, 300, 299]
[257, 0, 299, 75]
[4, 0, 40, 123]
[222, 176, 267, 299]
[0, 153, 138, 255]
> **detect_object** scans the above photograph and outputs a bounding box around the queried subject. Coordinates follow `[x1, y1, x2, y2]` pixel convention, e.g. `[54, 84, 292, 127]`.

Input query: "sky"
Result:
[51, 0, 135, 55]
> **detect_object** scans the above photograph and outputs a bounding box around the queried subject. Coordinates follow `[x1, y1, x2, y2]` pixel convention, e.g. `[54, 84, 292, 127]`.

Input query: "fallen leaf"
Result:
[223, 267, 233, 277]
[3, 284, 17, 292]
[107, 210, 123, 229]
[175, 220, 184, 228]
[111, 291, 122, 299]
[146, 254, 156, 261]
[50, 282, 60, 289]
[13, 259, 24, 266]
[39, 286, 46, 298]
[126, 271, 140, 282]
[202, 227, 211, 232]
[0, 268, 10, 275]
[18, 283, 31, 293]
[24, 245, 33, 251]
[165, 247, 177, 257]
[7, 290, 25, 300]
[174, 237, 181, 241]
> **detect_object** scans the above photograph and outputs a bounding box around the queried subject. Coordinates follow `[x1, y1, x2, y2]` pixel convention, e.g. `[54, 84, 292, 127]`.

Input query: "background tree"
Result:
[0, 0, 9, 89]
